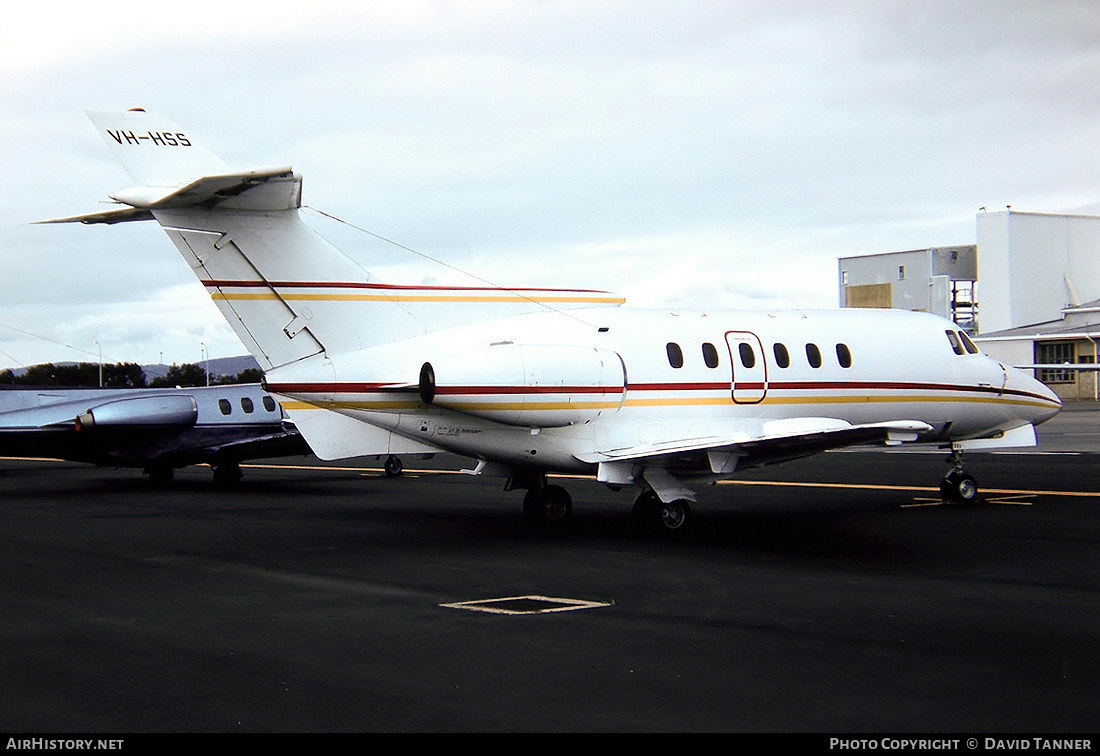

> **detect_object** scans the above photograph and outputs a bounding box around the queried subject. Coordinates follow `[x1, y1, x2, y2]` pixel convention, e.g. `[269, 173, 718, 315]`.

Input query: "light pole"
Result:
[93, 340, 102, 387]
[200, 342, 209, 386]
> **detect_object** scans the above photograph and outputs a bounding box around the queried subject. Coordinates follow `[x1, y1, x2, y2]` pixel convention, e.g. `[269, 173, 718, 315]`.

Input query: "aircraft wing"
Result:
[156, 426, 311, 466]
[577, 418, 934, 480]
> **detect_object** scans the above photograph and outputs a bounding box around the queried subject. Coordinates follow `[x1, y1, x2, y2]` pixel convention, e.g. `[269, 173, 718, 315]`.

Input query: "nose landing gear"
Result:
[940, 449, 980, 503]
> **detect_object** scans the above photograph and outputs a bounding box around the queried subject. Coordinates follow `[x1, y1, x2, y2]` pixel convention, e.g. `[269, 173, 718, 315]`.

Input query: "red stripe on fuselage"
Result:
[264, 379, 1051, 404]
[203, 279, 616, 294]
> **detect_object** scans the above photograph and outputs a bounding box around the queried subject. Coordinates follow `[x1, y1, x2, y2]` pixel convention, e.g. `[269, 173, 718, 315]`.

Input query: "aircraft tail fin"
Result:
[46, 110, 626, 374]
[44, 109, 386, 370]
[86, 108, 230, 187]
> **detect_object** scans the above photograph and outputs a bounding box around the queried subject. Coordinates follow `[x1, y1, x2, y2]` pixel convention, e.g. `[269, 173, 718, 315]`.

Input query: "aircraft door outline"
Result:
[724, 330, 767, 404]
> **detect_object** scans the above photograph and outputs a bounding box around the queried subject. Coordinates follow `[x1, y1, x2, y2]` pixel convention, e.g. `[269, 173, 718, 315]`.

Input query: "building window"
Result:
[1036, 341, 1076, 384]
[702, 342, 719, 368]
[666, 342, 684, 369]
[898, 265, 906, 280]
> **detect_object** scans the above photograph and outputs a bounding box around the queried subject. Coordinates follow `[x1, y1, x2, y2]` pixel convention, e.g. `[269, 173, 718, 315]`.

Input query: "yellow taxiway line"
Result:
[3, 457, 1098, 500]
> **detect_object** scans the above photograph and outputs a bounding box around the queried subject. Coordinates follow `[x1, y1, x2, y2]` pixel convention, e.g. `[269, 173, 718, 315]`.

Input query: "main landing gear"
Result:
[940, 448, 980, 504]
[631, 490, 692, 533]
[143, 460, 243, 488]
[520, 478, 573, 528]
[519, 482, 691, 533]
[212, 460, 243, 488]
[383, 455, 403, 477]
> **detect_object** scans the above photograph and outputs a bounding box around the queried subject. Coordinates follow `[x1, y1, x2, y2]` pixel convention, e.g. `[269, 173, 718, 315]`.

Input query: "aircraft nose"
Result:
[1005, 364, 1062, 424]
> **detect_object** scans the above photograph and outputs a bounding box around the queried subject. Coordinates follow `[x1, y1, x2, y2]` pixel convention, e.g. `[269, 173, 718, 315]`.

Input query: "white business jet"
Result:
[42, 109, 1062, 531]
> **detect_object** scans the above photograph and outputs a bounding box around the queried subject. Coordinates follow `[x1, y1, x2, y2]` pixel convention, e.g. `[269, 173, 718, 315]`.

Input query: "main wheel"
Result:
[383, 455, 403, 477]
[145, 465, 174, 487]
[660, 498, 692, 531]
[523, 484, 572, 526]
[632, 491, 692, 533]
[631, 490, 661, 525]
[212, 461, 242, 488]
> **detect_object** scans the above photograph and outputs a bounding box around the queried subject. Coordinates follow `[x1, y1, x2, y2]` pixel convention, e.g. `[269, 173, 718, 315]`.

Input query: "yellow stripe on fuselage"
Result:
[279, 392, 1056, 412]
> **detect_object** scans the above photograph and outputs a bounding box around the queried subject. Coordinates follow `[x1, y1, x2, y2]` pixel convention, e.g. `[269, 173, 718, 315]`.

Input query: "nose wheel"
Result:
[940, 450, 980, 503]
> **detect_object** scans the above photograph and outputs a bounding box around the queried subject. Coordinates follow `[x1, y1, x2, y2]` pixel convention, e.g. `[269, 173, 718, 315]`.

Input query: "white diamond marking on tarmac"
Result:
[440, 595, 612, 615]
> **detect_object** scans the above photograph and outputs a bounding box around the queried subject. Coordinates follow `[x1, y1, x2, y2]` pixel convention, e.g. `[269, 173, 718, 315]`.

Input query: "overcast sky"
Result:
[3, 0, 1100, 369]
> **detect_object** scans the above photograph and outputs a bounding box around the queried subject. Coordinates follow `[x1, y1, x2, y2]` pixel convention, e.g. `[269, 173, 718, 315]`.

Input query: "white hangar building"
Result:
[839, 209, 1100, 401]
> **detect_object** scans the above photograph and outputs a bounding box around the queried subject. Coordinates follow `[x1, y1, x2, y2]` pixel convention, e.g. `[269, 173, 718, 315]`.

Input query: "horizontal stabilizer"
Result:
[38, 166, 302, 225]
[36, 206, 155, 225]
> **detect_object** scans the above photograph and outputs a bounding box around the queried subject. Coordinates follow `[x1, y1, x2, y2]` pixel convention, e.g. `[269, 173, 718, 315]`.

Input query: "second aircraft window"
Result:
[773, 343, 790, 368]
[806, 343, 822, 368]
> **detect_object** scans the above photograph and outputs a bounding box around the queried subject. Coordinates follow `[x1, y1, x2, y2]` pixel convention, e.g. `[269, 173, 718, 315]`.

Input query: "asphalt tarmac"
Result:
[1, 409, 1098, 733]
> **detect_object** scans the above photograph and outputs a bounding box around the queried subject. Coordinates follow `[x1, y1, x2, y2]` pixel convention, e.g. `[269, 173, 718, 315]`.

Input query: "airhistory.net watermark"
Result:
[6, 740, 123, 751]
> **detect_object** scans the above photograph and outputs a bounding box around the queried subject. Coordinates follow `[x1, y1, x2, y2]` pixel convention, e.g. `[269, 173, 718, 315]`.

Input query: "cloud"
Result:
[4, 1, 1100, 367]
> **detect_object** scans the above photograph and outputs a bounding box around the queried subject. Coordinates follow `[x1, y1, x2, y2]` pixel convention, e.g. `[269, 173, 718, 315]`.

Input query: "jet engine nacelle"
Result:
[75, 395, 199, 432]
[418, 343, 625, 428]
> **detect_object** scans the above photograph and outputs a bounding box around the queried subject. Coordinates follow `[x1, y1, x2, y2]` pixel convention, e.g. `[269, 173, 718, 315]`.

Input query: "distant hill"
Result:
[3, 355, 261, 382]
[141, 355, 261, 382]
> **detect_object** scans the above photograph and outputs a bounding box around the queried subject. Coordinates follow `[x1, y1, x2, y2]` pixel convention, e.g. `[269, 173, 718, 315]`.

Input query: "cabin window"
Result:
[666, 342, 684, 369]
[773, 343, 790, 368]
[218, 399, 232, 415]
[958, 331, 980, 355]
[241, 397, 254, 413]
[262, 396, 276, 412]
[702, 342, 719, 368]
[805, 343, 822, 368]
[836, 343, 852, 368]
[945, 330, 965, 355]
[738, 342, 756, 369]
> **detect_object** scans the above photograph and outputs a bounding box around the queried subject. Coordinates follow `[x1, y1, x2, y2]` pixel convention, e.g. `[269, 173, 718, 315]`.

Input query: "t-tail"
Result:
[43, 109, 624, 373]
